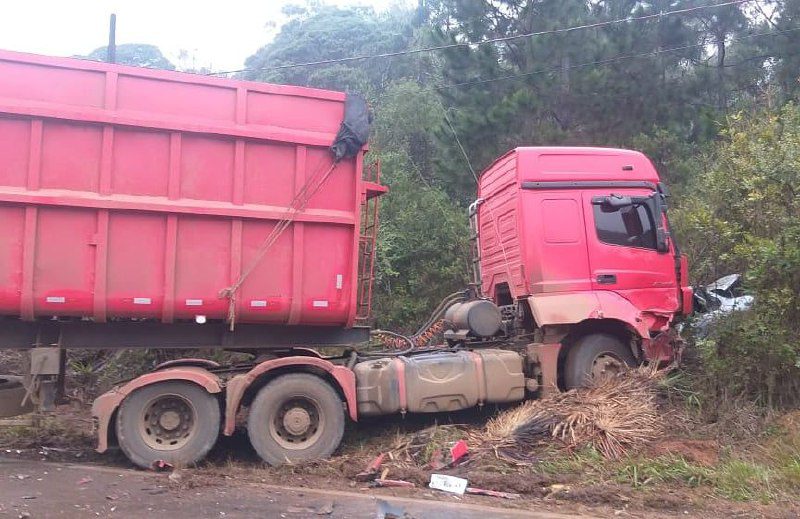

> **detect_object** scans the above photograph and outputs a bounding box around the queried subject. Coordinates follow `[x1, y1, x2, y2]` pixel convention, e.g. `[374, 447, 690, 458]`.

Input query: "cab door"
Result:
[582, 189, 679, 313]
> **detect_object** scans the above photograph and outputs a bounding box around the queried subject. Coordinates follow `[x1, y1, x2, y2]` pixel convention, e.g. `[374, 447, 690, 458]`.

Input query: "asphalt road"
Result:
[0, 457, 589, 519]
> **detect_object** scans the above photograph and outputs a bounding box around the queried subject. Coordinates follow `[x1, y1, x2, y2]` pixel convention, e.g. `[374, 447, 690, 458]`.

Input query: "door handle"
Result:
[596, 274, 617, 285]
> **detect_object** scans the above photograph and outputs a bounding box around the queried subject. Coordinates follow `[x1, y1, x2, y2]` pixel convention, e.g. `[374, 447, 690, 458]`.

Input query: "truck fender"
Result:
[223, 356, 357, 436]
[527, 292, 651, 339]
[91, 367, 223, 453]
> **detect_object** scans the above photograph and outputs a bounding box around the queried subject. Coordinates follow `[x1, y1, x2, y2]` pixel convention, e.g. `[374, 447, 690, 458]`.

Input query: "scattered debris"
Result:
[544, 484, 570, 498]
[77, 476, 93, 486]
[315, 501, 334, 515]
[429, 474, 468, 495]
[151, 460, 174, 472]
[168, 469, 183, 485]
[464, 487, 520, 500]
[375, 499, 412, 519]
[388, 423, 467, 468]
[355, 453, 386, 482]
[449, 440, 468, 465]
[287, 505, 315, 514]
[371, 479, 416, 489]
[484, 367, 665, 461]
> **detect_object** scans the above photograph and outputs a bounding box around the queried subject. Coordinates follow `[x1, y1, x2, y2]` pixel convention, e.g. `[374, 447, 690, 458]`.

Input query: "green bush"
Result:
[675, 103, 800, 408]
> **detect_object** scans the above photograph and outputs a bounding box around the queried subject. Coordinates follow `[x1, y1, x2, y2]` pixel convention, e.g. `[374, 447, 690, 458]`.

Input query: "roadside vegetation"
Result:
[3, 1, 800, 512]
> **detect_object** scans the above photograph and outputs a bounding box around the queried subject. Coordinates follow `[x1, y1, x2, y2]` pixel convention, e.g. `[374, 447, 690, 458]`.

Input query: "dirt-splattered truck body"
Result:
[0, 50, 690, 469]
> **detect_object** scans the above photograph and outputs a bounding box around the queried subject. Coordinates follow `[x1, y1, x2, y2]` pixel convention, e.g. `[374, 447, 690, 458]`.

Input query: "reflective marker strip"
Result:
[133, 298, 152, 305]
[46, 296, 65, 303]
[336, 274, 343, 289]
[185, 299, 203, 306]
[250, 300, 268, 308]
[312, 300, 329, 308]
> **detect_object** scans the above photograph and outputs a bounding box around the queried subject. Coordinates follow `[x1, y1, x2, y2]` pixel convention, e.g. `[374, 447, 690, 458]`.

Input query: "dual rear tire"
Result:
[116, 374, 345, 469]
[246, 373, 345, 466]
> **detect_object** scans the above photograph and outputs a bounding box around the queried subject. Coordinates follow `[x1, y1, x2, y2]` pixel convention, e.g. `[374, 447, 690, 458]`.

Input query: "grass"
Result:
[616, 455, 710, 489]
[713, 458, 774, 502]
[524, 444, 800, 503]
[537, 446, 605, 477]
[0, 414, 93, 450]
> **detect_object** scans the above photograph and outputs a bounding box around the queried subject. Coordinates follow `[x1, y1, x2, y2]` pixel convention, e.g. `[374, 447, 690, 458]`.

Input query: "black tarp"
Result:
[330, 93, 371, 161]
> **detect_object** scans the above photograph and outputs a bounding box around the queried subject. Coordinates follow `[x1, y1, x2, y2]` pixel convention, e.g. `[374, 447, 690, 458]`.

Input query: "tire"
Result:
[563, 333, 636, 389]
[116, 381, 221, 469]
[0, 375, 33, 418]
[247, 373, 345, 466]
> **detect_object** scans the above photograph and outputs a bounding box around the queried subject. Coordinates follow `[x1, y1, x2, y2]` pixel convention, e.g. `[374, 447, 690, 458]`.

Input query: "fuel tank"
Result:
[354, 349, 525, 417]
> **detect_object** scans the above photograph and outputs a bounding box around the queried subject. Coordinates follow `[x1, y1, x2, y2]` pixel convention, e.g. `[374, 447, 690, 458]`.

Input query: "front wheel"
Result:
[116, 381, 221, 469]
[247, 373, 345, 466]
[563, 333, 636, 389]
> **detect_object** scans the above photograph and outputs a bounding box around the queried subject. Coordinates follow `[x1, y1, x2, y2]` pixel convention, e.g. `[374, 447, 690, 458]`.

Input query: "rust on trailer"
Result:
[92, 367, 222, 453]
[223, 356, 358, 436]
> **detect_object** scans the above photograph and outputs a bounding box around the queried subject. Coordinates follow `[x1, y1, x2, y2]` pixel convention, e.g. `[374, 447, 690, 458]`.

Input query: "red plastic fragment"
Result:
[355, 452, 386, 482]
[449, 440, 468, 464]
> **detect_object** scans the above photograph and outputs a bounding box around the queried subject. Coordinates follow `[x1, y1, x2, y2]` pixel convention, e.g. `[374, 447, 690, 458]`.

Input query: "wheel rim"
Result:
[591, 353, 626, 381]
[269, 396, 324, 450]
[139, 394, 197, 451]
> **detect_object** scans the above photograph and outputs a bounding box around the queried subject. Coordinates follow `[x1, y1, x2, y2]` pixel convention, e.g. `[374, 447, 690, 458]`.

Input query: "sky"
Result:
[0, 0, 404, 72]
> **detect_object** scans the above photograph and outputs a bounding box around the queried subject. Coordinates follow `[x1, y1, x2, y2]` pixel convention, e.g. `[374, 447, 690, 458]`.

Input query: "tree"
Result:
[242, 5, 418, 95]
[84, 44, 175, 70]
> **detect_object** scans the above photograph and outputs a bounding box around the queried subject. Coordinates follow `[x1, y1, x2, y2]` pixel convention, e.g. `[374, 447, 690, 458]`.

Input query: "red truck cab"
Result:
[477, 147, 691, 387]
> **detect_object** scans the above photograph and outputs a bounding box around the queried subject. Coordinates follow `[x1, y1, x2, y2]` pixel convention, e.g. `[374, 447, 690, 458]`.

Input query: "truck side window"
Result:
[594, 204, 657, 250]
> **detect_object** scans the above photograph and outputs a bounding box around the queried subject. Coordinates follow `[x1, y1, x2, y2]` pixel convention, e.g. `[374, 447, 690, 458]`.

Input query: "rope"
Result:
[221, 159, 340, 329]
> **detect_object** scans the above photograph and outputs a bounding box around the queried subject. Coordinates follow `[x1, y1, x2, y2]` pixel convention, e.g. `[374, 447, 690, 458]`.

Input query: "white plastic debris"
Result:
[429, 474, 468, 495]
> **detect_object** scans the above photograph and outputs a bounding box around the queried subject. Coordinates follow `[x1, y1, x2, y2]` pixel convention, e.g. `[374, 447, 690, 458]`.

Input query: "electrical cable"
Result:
[433, 25, 800, 91]
[209, 0, 754, 76]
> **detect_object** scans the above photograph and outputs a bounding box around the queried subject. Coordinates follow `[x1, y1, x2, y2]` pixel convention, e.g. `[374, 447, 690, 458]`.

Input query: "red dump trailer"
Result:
[0, 49, 382, 348]
[0, 50, 690, 470]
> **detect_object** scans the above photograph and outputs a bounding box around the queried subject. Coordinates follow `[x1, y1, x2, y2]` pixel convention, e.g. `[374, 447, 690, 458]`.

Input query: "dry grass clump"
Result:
[484, 367, 667, 462]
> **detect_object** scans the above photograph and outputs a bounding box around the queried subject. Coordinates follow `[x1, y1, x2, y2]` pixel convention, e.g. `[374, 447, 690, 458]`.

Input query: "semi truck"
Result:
[0, 50, 692, 468]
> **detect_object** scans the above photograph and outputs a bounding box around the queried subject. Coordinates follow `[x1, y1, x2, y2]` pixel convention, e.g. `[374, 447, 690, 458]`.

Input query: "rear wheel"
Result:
[247, 373, 345, 466]
[116, 381, 220, 469]
[563, 333, 636, 389]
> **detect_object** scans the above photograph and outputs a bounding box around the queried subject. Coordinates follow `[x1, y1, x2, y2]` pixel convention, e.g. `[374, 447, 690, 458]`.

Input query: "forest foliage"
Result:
[241, 1, 800, 406]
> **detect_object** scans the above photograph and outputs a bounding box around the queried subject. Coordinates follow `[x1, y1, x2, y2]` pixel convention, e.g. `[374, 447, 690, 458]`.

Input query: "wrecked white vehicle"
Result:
[689, 274, 754, 337]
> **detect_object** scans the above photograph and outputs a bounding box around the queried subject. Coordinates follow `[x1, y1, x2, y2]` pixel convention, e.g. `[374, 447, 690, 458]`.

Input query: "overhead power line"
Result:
[210, 0, 753, 76]
[434, 25, 800, 91]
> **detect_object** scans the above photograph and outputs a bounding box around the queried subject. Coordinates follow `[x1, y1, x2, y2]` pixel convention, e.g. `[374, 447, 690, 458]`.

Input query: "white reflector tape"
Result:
[312, 300, 329, 308]
[46, 296, 65, 303]
[185, 299, 203, 306]
[336, 274, 343, 289]
[250, 300, 268, 308]
[133, 297, 152, 305]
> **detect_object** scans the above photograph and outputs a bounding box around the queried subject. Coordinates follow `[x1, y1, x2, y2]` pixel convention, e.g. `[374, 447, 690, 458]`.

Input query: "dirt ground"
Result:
[0, 456, 588, 519]
[1, 407, 799, 519]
